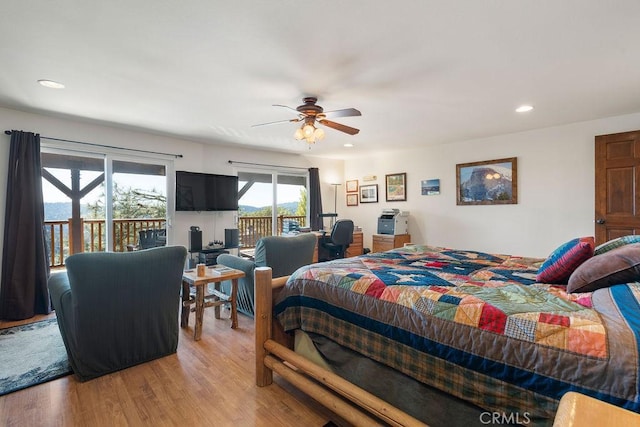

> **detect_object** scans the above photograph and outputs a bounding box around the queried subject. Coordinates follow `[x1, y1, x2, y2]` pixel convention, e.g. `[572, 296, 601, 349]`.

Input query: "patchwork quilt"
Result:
[275, 245, 640, 424]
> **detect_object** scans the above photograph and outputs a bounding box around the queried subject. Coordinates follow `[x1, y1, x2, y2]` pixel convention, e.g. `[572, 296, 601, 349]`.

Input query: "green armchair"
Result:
[48, 246, 187, 381]
[217, 233, 317, 316]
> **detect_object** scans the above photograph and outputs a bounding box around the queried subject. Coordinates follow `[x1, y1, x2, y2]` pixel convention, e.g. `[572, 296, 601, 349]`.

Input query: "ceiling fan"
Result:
[252, 97, 361, 145]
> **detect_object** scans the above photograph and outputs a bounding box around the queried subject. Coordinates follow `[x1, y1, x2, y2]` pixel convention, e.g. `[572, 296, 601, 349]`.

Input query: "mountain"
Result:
[239, 202, 299, 215]
[44, 202, 90, 220]
[45, 201, 300, 219]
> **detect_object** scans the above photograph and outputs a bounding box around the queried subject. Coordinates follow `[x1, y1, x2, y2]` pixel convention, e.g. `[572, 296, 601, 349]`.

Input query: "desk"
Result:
[181, 266, 245, 341]
[237, 231, 364, 263]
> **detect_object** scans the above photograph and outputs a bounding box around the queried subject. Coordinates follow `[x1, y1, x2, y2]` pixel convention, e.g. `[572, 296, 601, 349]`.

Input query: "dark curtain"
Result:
[308, 167, 323, 231]
[0, 130, 50, 320]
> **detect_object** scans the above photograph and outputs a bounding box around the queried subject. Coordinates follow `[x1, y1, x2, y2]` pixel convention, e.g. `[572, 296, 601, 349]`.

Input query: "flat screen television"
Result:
[175, 171, 239, 211]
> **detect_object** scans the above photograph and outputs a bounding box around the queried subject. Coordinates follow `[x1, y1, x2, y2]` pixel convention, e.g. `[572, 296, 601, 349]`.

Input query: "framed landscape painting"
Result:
[385, 173, 407, 201]
[456, 157, 517, 205]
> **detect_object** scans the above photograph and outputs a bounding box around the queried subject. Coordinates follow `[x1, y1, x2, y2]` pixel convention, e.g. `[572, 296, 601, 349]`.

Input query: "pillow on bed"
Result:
[536, 237, 594, 284]
[594, 235, 640, 255]
[567, 243, 640, 293]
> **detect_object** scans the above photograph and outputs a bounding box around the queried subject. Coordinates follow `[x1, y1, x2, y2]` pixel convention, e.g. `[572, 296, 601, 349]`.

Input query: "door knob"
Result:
[595, 218, 606, 224]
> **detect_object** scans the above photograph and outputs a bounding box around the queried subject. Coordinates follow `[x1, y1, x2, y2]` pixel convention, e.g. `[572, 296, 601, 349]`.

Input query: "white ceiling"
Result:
[2, 1, 640, 158]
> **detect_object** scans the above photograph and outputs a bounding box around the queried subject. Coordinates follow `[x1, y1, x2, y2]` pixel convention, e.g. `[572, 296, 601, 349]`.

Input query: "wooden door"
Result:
[594, 130, 640, 244]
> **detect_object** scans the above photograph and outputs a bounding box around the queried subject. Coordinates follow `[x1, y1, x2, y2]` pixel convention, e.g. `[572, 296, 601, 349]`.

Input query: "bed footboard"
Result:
[254, 267, 426, 427]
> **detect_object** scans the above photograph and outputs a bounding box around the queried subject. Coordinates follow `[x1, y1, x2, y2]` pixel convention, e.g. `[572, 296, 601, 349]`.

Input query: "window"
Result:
[236, 170, 308, 247]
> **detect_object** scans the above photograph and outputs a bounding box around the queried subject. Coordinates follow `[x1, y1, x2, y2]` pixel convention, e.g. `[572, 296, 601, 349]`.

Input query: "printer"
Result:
[377, 209, 409, 235]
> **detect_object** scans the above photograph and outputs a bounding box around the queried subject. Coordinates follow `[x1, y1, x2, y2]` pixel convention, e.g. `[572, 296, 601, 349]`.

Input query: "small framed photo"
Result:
[346, 193, 358, 206]
[346, 180, 359, 193]
[421, 179, 440, 195]
[360, 184, 378, 203]
[456, 157, 517, 205]
[385, 172, 407, 202]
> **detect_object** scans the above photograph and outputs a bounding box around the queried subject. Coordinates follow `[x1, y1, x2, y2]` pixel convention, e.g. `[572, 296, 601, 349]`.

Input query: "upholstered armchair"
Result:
[48, 246, 187, 381]
[217, 233, 317, 316]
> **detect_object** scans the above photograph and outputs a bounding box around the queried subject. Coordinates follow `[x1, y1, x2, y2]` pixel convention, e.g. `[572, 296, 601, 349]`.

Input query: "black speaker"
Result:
[225, 228, 239, 248]
[189, 229, 202, 251]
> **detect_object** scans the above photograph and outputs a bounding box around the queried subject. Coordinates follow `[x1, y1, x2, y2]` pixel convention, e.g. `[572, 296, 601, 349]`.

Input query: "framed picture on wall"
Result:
[385, 172, 407, 201]
[421, 179, 441, 195]
[346, 180, 359, 193]
[346, 193, 358, 206]
[360, 184, 378, 203]
[456, 157, 517, 205]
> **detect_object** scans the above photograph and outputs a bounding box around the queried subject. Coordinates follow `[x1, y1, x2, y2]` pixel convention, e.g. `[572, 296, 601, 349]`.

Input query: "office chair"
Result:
[319, 219, 354, 262]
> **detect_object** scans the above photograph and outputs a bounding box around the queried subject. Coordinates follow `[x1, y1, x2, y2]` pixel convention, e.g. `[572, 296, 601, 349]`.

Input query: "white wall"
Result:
[2, 105, 639, 263]
[342, 112, 640, 257]
[0, 107, 343, 267]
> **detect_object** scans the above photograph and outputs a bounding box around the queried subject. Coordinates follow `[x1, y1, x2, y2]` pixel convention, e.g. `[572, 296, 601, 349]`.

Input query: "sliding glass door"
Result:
[41, 151, 106, 267]
[237, 170, 308, 247]
[110, 159, 167, 251]
[41, 147, 172, 267]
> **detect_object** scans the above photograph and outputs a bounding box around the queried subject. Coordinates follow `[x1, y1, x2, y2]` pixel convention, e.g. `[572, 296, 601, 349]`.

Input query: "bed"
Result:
[254, 241, 640, 426]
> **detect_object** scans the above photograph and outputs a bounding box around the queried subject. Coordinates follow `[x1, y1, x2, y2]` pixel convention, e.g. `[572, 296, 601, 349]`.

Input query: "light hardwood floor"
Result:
[0, 309, 344, 426]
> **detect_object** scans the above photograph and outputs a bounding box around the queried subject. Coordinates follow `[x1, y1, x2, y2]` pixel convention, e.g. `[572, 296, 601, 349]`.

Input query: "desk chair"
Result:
[319, 219, 354, 262]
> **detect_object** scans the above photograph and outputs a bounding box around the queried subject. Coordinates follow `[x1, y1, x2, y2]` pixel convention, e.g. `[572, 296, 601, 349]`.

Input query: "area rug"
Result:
[0, 318, 72, 396]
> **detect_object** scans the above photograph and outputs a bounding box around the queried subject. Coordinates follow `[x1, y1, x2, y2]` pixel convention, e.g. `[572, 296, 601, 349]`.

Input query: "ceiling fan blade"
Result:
[273, 104, 303, 114]
[323, 108, 362, 118]
[251, 118, 301, 127]
[318, 119, 360, 135]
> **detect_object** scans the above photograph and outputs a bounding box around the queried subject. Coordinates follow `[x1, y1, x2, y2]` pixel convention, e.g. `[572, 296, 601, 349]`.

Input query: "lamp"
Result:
[294, 120, 326, 146]
[331, 183, 340, 227]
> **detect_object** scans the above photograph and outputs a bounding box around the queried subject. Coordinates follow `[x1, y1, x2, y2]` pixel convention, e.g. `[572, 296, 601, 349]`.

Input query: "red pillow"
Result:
[536, 237, 595, 284]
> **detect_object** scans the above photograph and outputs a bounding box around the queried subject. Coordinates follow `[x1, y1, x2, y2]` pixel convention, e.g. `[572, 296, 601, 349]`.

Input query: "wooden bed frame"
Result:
[253, 267, 426, 427]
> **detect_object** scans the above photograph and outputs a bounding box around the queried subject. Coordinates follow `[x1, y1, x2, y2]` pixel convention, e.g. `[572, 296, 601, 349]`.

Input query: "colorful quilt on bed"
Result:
[274, 245, 640, 424]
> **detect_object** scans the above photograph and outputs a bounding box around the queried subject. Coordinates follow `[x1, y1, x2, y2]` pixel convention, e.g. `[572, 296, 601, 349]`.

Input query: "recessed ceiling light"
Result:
[38, 79, 65, 89]
[515, 105, 534, 113]
[343, 143, 354, 148]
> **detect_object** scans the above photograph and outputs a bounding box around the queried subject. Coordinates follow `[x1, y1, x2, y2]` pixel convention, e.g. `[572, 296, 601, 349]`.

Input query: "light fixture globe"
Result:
[303, 124, 315, 138]
[294, 128, 304, 140]
[314, 127, 325, 140]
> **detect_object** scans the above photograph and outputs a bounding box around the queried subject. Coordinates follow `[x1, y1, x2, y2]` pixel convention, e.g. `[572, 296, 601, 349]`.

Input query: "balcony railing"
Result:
[44, 215, 306, 268]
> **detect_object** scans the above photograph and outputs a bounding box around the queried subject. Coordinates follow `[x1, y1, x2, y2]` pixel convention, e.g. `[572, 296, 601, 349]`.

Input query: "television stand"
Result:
[188, 248, 229, 267]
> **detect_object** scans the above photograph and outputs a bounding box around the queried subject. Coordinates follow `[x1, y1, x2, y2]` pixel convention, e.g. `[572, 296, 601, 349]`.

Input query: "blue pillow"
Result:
[536, 237, 595, 284]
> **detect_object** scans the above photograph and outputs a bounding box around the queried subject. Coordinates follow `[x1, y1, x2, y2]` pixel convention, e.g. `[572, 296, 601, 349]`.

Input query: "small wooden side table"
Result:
[181, 266, 245, 341]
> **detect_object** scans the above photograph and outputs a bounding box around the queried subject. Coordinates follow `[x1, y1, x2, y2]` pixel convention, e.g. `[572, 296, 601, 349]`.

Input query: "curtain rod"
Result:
[4, 130, 183, 159]
[228, 160, 308, 171]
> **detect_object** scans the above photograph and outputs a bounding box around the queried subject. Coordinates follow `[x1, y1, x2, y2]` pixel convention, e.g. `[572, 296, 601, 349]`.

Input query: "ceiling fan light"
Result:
[305, 136, 315, 144]
[314, 127, 325, 140]
[294, 128, 304, 140]
[303, 124, 315, 138]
